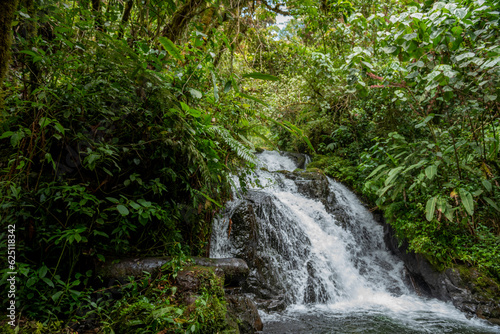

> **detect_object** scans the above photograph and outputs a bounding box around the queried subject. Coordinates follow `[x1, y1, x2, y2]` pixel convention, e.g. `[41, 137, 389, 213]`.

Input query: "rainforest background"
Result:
[0, 0, 499, 332]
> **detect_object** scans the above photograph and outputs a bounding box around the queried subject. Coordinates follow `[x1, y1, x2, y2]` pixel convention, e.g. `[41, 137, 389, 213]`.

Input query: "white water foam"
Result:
[212, 151, 500, 333]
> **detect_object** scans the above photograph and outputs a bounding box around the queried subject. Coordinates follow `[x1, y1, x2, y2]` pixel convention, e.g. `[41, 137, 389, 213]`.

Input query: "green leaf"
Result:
[106, 197, 119, 203]
[39, 266, 48, 278]
[384, 167, 404, 186]
[415, 114, 434, 128]
[42, 277, 54, 288]
[211, 71, 219, 102]
[238, 93, 269, 106]
[482, 180, 492, 192]
[451, 26, 463, 37]
[459, 188, 474, 216]
[454, 8, 467, 19]
[53, 122, 65, 134]
[403, 32, 418, 41]
[116, 205, 129, 216]
[195, 190, 221, 208]
[382, 46, 397, 54]
[188, 108, 201, 118]
[242, 72, 279, 81]
[93, 230, 109, 238]
[180, 102, 190, 112]
[484, 197, 500, 212]
[455, 52, 474, 61]
[426, 196, 438, 221]
[188, 88, 202, 99]
[39, 117, 52, 128]
[0, 131, 14, 139]
[425, 165, 437, 180]
[74, 233, 82, 243]
[52, 291, 63, 302]
[224, 80, 232, 93]
[158, 37, 183, 61]
[377, 184, 394, 198]
[367, 164, 387, 179]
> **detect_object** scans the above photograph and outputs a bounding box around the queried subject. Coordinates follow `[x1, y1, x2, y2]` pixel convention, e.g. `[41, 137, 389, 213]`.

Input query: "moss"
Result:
[182, 265, 225, 298]
[0, 0, 19, 103]
[457, 265, 500, 300]
[306, 154, 335, 170]
[108, 264, 234, 333]
[183, 266, 229, 333]
[255, 147, 265, 153]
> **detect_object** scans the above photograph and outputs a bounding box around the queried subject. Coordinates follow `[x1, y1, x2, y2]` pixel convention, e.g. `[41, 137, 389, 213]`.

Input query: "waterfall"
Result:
[211, 151, 500, 333]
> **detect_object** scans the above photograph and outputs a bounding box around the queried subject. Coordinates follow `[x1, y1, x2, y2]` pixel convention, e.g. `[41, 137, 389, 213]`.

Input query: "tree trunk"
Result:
[20, 0, 40, 95]
[0, 0, 19, 105]
[162, 0, 206, 42]
[118, 0, 134, 38]
[92, 0, 103, 31]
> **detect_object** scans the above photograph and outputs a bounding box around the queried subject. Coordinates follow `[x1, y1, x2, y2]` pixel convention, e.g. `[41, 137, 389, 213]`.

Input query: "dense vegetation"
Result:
[0, 0, 499, 332]
[272, 0, 500, 279]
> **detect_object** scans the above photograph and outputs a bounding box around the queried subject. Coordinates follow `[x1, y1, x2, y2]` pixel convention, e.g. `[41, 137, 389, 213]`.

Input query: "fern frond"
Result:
[210, 126, 256, 164]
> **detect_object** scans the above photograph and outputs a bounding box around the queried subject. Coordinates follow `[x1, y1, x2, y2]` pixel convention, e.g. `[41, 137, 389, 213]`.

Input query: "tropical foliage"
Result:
[0, 0, 499, 331]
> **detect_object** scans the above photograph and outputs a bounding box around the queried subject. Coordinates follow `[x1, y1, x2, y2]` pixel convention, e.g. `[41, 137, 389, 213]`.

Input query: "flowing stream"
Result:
[211, 151, 500, 333]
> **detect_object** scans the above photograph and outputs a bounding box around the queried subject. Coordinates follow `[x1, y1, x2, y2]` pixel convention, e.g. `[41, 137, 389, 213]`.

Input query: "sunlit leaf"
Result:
[242, 72, 279, 81]
[426, 196, 438, 221]
[158, 37, 183, 61]
[459, 188, 474, 216]
[116, 205, 129, 216]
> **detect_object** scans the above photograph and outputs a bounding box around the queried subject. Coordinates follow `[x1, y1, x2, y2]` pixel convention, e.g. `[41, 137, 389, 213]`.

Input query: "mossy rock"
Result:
[456, 265, 500, 301]
[254, 147, 265, 153]
[176, 265, 225, 298]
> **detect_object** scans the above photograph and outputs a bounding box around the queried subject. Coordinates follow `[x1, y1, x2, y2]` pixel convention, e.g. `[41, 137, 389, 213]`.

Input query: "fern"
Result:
[210, 126, 256, 164]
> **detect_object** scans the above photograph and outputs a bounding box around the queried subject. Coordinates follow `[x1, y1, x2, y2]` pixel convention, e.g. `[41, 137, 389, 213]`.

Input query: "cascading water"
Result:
[211, 151, 500, 333]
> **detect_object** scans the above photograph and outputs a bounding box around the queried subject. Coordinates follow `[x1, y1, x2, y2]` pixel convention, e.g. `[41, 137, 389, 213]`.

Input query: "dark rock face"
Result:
[280, 171, 334, 205]
[227, 190, 306, 305]
[383, 220, 500, 325]
[304, 261, 328, 304]
[226, 295, 264, 333]
[281, 152, 309, 169]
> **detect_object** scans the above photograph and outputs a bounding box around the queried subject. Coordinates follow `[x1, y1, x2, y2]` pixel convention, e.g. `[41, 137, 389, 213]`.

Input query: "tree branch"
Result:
[262, 1, 291, 15]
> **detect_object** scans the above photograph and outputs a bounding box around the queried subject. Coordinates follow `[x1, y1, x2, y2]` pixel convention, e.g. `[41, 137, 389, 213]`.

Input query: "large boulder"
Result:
[383, 221, 500, 325]
[226, 294, 264, 333]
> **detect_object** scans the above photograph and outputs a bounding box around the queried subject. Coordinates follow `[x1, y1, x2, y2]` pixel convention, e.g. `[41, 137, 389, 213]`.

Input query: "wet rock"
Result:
[226, 294, 264, 333]
[227, 201, 260, 264]
[281, 152, 308, 169]
[303, 261, 329, 304]
[384, 221, 500, 326]
[193, 257, 249, 286]
[283, 171, 330, 200]
[176, 269, 202, 292]
[255, 295, 287, 312]
[490, 318, 500, 326]
[175, 265, 225, 309]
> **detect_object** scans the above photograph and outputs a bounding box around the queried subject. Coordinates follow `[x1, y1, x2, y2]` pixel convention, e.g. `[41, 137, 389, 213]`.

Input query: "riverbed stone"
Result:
[226, 294, 264, 333]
